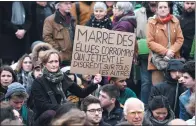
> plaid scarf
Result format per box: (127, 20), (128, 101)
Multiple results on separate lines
(43, 67), (64, 84)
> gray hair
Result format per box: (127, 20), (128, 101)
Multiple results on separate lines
(123, 98), (144, 116)
(115, 2), (133, 14)
(94, 2), (107, 11)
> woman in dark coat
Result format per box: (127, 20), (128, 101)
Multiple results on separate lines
(0, 1), (32, 65)
(112, 2), (136, 32)
(145, 95), (175, 126)
(31, 49), (102, 121)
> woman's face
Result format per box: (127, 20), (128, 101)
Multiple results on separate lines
(156, 2), (170, 18)
(152, 108), (168, 121)
(0, 70), (13, 87)
(112, 6), (123, 17)
(22, 57), (33, 72)
(94, 8), (107, 20)
(45, 53), (60, 73)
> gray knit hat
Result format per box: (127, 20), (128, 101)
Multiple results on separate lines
(5, 82), (27, 99)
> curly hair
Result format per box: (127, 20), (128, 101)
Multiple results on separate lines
(182, 61), (195, 79)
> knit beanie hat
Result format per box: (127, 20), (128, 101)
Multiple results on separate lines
(149, 95), (170, 111)
(5, 82), (27, 99)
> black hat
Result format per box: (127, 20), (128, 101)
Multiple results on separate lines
(149, 95), (170, 111)
(167, 59), (185, 72)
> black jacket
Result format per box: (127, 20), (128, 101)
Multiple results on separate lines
(179, 11), (195, 60)
(0, 1), (32, 61)
(102, 101), (123, 126)
(31, 73), (98, 119)
(99, 119), (111, 126)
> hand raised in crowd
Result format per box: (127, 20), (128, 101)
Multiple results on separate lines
(15, 29), (26, 39)
(93, 74), (102, 84)
(166, 49), (174, 58)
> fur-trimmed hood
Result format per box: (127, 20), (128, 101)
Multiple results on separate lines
(31, 43), (53, 63)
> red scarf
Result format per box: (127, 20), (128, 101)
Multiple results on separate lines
(157, 14), (173, 24)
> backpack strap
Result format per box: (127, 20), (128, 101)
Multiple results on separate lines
(75, 2), (80, 25)
(39, 78), (57, 104)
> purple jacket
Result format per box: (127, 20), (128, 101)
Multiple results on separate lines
(112, 11), (137, 33)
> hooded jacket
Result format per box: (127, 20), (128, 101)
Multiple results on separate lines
(144, 109), (175, 126)
(31, 42), (53, 63)
(149, 59), (186, 117)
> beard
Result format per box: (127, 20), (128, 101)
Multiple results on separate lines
(185, 8), (195, 13)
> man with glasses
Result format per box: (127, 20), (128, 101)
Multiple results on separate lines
(80, 95), (111, 126)
(99, 84), (123, 126)
(109, 77), (137, 106)
(117, 98), (148, 126)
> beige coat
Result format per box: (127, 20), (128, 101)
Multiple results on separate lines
(43, 14), (74, 61)
(146, 15), (184, 70)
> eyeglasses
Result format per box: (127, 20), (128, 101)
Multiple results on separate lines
(87, 108), (103, 113)
(128, 111), (144, 116)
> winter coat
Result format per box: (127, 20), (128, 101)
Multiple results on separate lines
(149, 71), (186, 117)
(179, 89), (192, 120)
(99, 119), (111, 126)
(146, 15), (184, 70)
(102, 101), (123, 126)
(31, 73), (98, 119)
(134, 7), (148, 39)
(179, 11), (195, 60)
(0, 2), (32, 61)
(144, 109), (175, 126)
(86, 15), (112, 30)
(30, 2), (54, 42)
(31, 42), (53, 63)
(70, 2), (95, 25)
(43, 10), (75, 61)
(112, 11), (137, 33)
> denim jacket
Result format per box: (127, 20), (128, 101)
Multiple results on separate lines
(179, 89), (192, 120)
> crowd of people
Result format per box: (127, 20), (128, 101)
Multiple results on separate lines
(0, 1), (195, 126)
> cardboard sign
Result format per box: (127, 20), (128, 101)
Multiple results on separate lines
(70, 25), (136, 78)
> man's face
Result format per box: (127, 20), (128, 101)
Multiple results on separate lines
(58, 2), (72, 13)
(112, 78), (127, 91)
(99, 91), (113, 108)
(180, 72), (195, 89)
(184, 2), (195, 13)
(33, 67), (43, 78)
(170, 71), (183, 80)
(125, 103), (144, 126)
(148, 2), (157, 13)
(86, 103), (102, 125)
(9, 97), (25, 111)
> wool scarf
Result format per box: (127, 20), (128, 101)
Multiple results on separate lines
(43, 67), (64, 84)
(156, 14), (173, 24)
